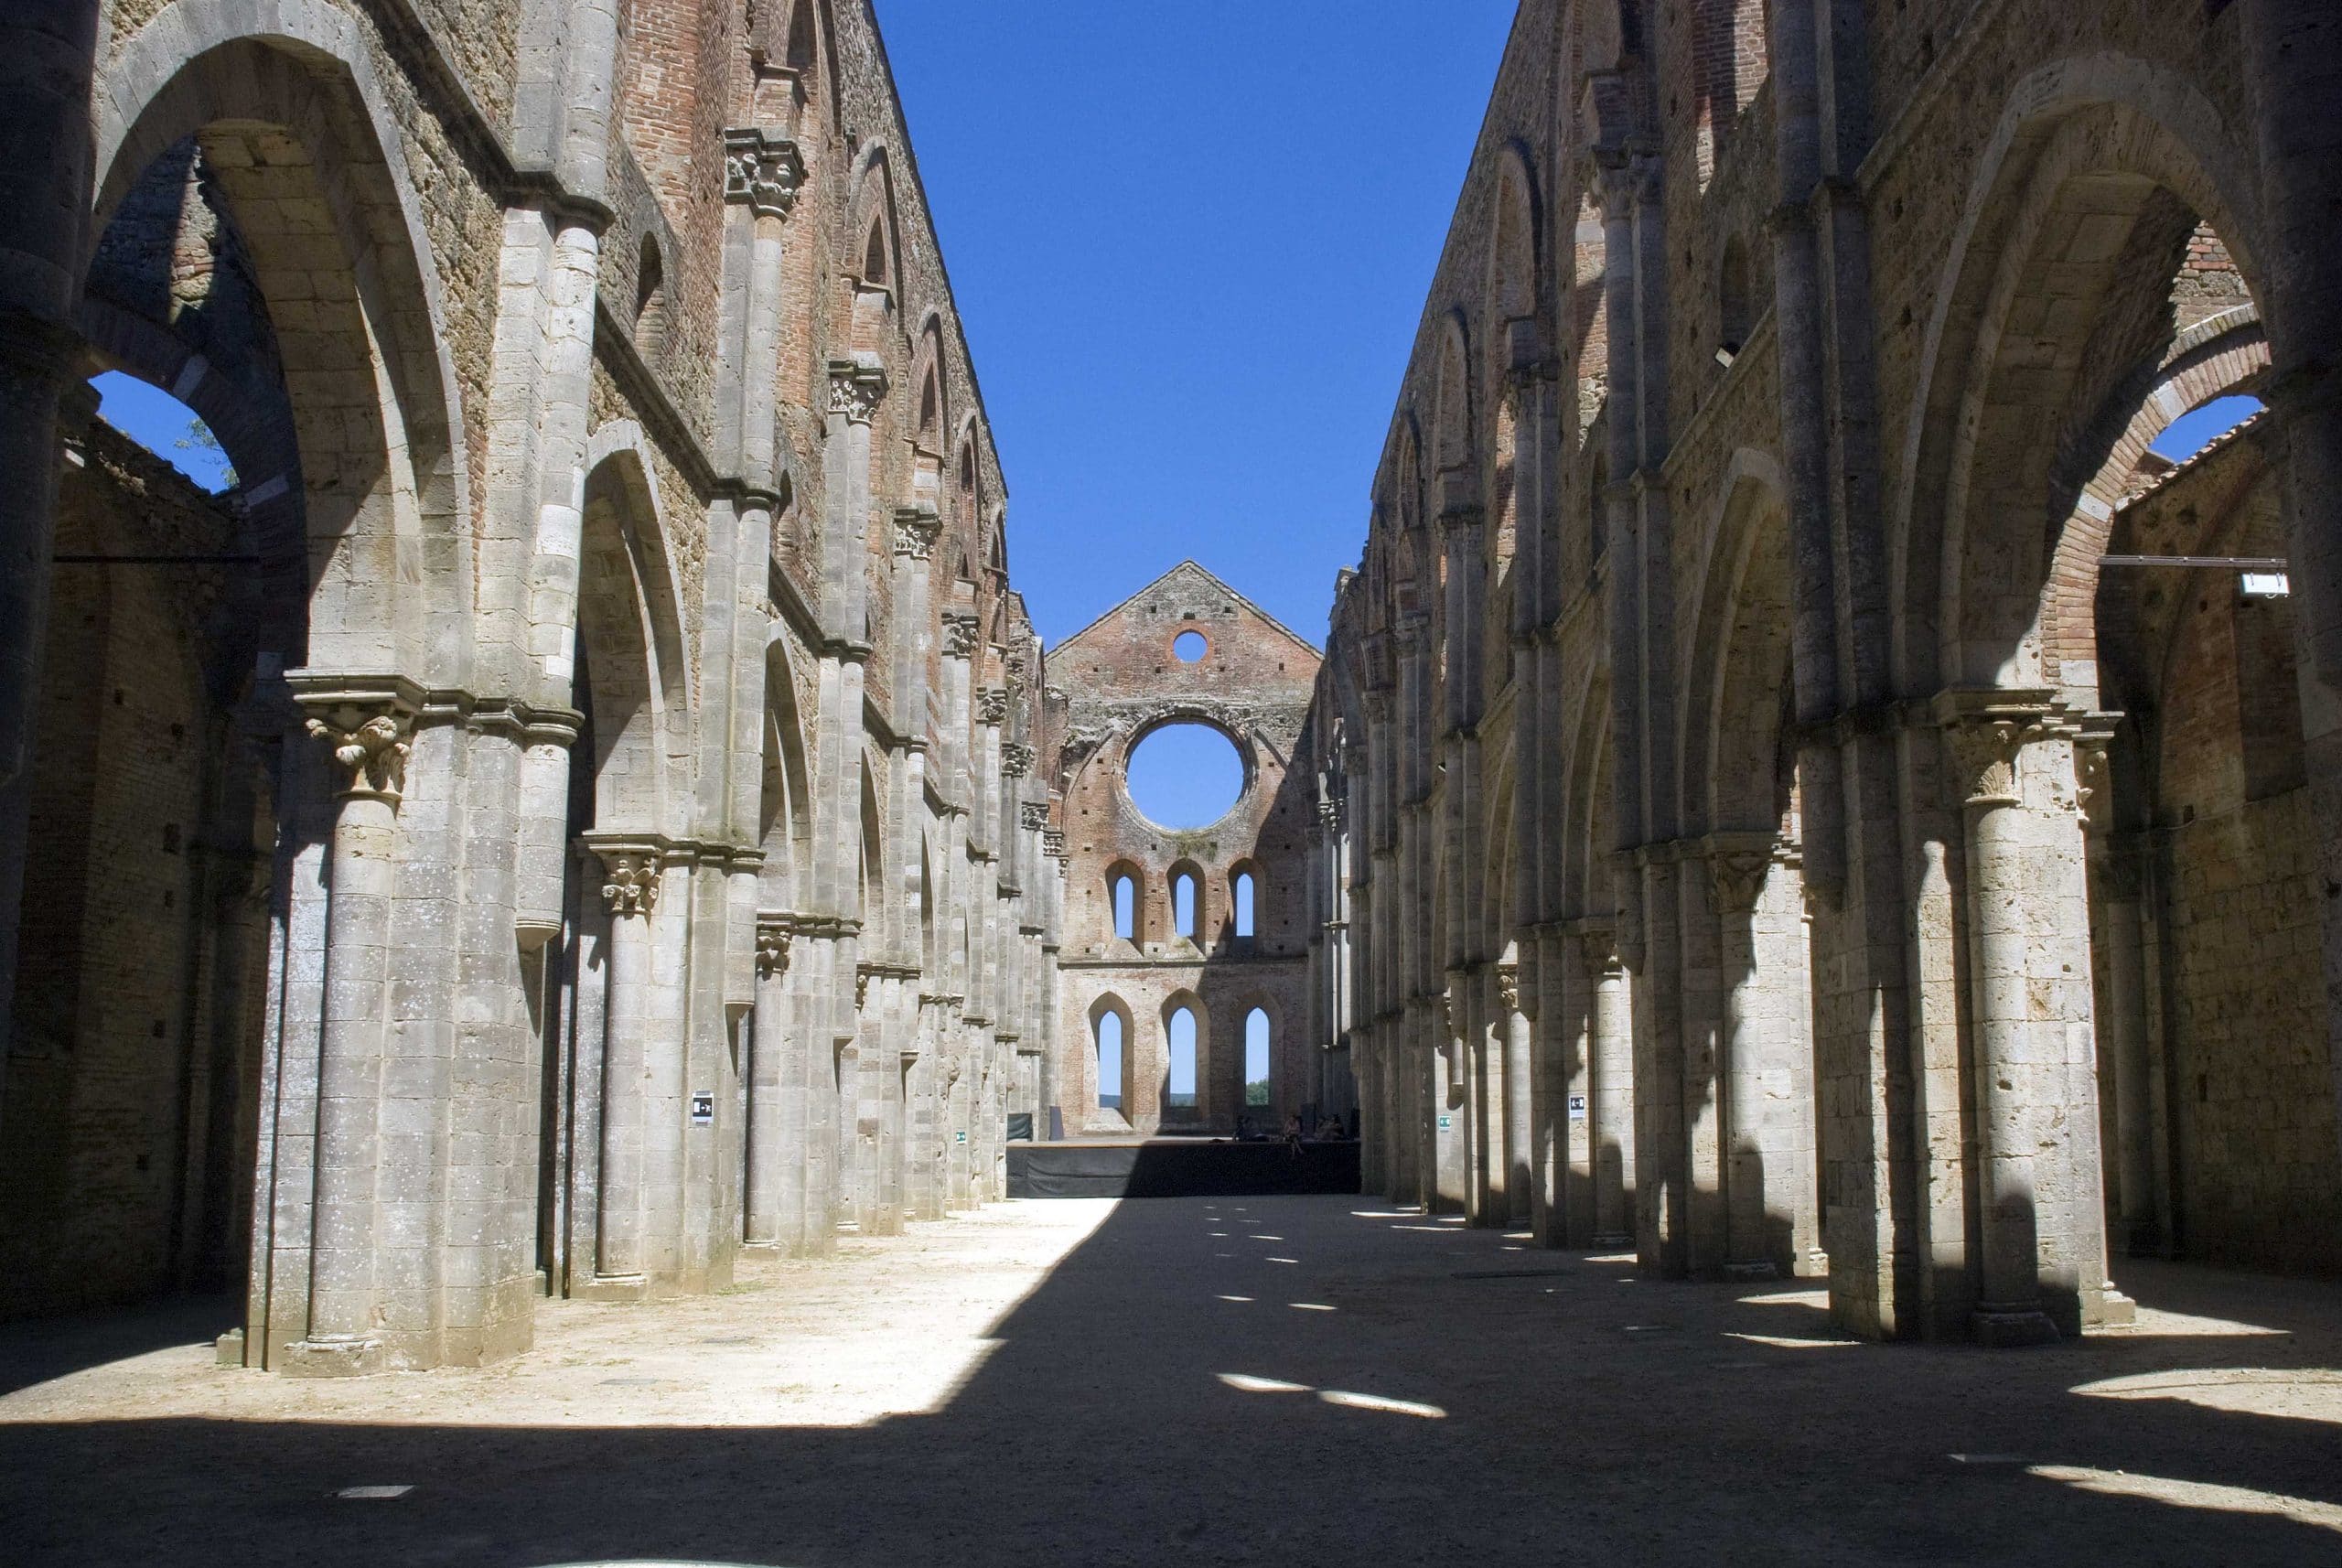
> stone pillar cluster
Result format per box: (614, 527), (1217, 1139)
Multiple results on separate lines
(1295, 0), (2342, 1339)
(0, 0), (1061, 1369)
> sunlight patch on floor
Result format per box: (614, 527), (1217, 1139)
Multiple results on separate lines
(2070, 1368), (2342, 1426)
(2029, 1465), (2342, 1534)
(1319, 1389), (1445, 1418)
(1723, 1331), (1860, 1350)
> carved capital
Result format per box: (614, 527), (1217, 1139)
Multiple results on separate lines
(894, 507), (941, 560)
(1316, 797), (1344, 835)
(1944, 718), (2031, 810)
(1001, 742), (1036, 779)
(595, 850), (661, 919)
(1041, 829), (1067, 859)
(976, 687), (1010, 726)
(1708, 850), (1771, 916)
(305, 703), (413, 803)
(755, 915), (793, 978)
(1495, 961), (1525, 1019)
(941, 611), (981, 660)
(2074, 732), (2116, 832)
(827, 358), (889, 425)
(854, 966), (873, 1010)
(722, 128), (806, 219)
(1019, 800), (1050, 832)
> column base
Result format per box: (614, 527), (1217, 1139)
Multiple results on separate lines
(1724, 1261), (1779, 1281)
(2088, 1283), (2138, 1328)
(571, 1272), (650, 1304)
(1971, 1306), (2061, 1347)
(1591, 1232), (1634, 1249)
(214, 1328), (247, 1368)
(737, 1240), (782, 1258)
(277, 1334), (387, 1378)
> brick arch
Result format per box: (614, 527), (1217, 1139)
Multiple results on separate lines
(1888, 51), (2264, 695)
(95, 12), (474, 683)
(2038, 309), (2269, 694)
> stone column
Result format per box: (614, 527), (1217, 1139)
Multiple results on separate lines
(579, 838), (663, 1298)
(1499, 955), (1534, 1227)
(284, 694), (415, 1375)
(744, 916), (795, 1250)
(1676, 848), (1727, 1273)
(1944, 709), (2058, 1345)
(1531, 924), (1582, 1247)
(1709, 841), (1778, 1277)
(1587, 923), (1634, 1247)
(0, 0), (98, 1085)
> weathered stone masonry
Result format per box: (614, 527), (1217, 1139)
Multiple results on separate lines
(0, 0), (1063, 1370)
(1039, 563), (1344, 1136)
(1305, 0), (2342, 1339)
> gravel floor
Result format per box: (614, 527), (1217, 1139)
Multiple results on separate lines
(2, 1195), (2338, 1566)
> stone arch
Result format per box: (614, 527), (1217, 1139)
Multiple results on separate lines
(1889, 53), (2265, 694)
(95, 10), (474, 682)
(1680, 450), (1792, 835)
(1433, 312), (1477, 496)
(576, 442), (693, 836)
(845, 145), (906, 318)
(757, 633), (814, 912)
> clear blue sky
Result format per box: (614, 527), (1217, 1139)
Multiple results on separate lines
(876, 0), (1520, 650)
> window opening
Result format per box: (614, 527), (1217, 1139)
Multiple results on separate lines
(1095, 1010), (1123, 1111)
(1167, 1007), (1198, 1112)
(1233, 871), (1256, 938)
(1173, 870), (1198, 940)
(1174, 629), (1208, 662)
(1111, 872), (1136, 941)
(1244, 1010), (1271, 1109)
(1125, 723), (1243, 828)
(88, 371), (236, 494)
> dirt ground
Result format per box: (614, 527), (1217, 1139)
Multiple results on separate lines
(3, 1196), (2338, 1566)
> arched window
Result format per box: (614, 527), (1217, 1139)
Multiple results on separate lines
(1718, 234), (1752, 361)
(1244, 1009), (1272, 1109)
(785, 0), (816, 71)
(1109, 868), (1137, 941)
(634, 235), (670, 358)
(1232, 870), (1256, 938)
(1166, 1006), (1198, 1112)
(863, 220), (889, 288)
(1095, 1010), (1124, 1111)
(1171, 867), (1199, 940)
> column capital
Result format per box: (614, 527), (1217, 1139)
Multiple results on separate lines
(893, 506), (941, 559)
(1699, 831), (1777, 915)
(975, 686), (1010, 725)
(827, 356), (889, 424)
(584, 835), (666, 918)
(291, 674), (424, 804)
(1001, 742), (1036, 778)
(755, 912), (794, 977)
(723, 127), (807, 219)
(1019, 800), (1050, 831)
(1933, 690), (2058, 810)
(941, 610), (981, 659)
(1041, 829), (1067, 860)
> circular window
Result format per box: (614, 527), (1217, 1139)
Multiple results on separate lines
(1173, 629), (1208, 662)
(1125, 723), (1244, 828)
